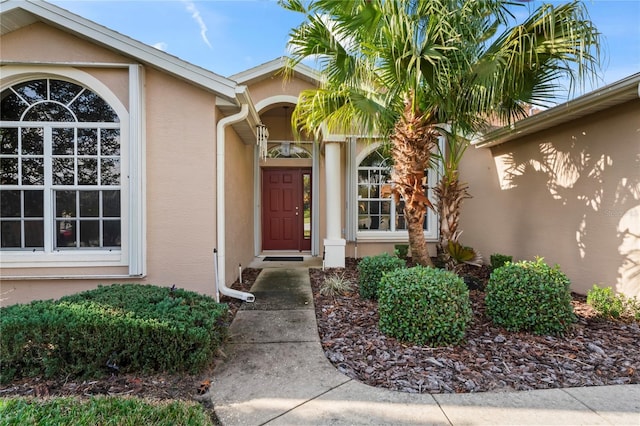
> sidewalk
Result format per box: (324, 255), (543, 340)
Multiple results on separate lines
(210, 267), (640, 425)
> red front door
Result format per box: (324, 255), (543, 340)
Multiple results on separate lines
(262, 168), (311, 251)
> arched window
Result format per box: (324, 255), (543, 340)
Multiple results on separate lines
(266, 143), (312, 159)
(1, 78), (121, 251)
(356, 145), (435, 235)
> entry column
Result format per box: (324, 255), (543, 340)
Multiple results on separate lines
(324, 141), (345, 267)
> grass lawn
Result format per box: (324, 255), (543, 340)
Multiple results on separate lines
(0, 396), (215, 426)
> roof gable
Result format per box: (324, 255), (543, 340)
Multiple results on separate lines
(230, 57), (321, 86)
(0, 0), (239, 103)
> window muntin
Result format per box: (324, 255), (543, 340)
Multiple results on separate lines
(357, 147), (428, 233)
(0, 79), (121, 252)
(266, 143), (312, 159)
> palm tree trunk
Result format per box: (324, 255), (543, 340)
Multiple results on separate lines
(434, 172), (471, 255)
(390, 97), (438, 267)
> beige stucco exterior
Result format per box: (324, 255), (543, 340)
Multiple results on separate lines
(460, 100), (640, 297)
(2, 1), (637, 306)
(1, 17), (255, 305)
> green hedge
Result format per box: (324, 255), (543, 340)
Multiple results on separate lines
(485, 258), (575, 335)
(378, 266), (472, 346)
(0, 284), (228, 384)
(357, 253), (406, 300)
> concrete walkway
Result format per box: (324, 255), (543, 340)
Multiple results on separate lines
(210, 267), (640, 426)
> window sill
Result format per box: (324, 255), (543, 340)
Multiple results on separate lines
(356, 231), (438, 242)
(0, 250), (125, 268)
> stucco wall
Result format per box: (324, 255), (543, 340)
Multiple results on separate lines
(142, 69), (218, 295)
(0, 22), (232, 304)
(223, 123), (256, 283)
(460, 100), (640, 297)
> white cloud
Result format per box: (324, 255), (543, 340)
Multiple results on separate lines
(153, 42), (168, 51)
(181, 0), (212, 48)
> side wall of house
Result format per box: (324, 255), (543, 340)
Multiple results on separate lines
(0, 23), (224, 304)
(460, 100), (640, 297)
(223, 124), (256, 284)
(143, 69), (218, 295)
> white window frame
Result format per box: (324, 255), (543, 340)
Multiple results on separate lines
(0, 66), (145, 276)
(348, 139), (443, 242)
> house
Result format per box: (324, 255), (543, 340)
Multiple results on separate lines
(1, 0), (638, 306)
(464, 73), (640, 298)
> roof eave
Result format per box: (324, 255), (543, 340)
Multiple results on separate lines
(1, 0), (239, 103)
(229, 56), (322, 86)
(473, 73), (640, 149)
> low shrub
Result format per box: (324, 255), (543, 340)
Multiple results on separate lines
(490, 253), (512, 270)
(587, 285), (640, 322)
(320, 273), (354, 297)
(394, 244), (409, 259)
(357, 253), (405, 300)
(378, 266), (472, 346)
(485, 258), (575, 335)
(0, 284), (228, 384)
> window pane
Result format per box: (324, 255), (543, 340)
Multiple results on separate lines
(52, 128), (75, 155)
(56, 191), (76, 217)
(24, 191), (44, 217)
(50, 80), (83, 105)
(101, 129), (120, 155)
(52, 158), (75, 185)
(80, 220), (100, 247)
(1, 190), (21, 217)
(101, 158), (120, 185)
(78, 159), (98, 185)
(0, 158), (18, 185)
(103, 220), (121, 247)
(14, 80), (47, 104)
(103, 190), (120, 217)
(24, 220), (44, 247)
(78, 129), (98, 155)
(1, 221), (21, 248)
(22, 128), (44, 155)
(1, 128), (19, 154)
(56, 220), (76, 247)
(1, 90), (27, 121)
(22, 158), (44, 185)
(70, 91), (119, 122)
(23, 103), (75, 122)
(80, 191), (99, 217)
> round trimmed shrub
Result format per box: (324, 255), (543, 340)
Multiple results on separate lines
(378, 266), (472, 346)
(357, 253), (405, 300)
(485, 258), (575, 335)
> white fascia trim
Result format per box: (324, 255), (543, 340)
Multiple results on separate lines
(230, 57), (321, 85)
(4, 0), (238, 102)
(474, 73), (640, 149)
(235, 86), (261, 130)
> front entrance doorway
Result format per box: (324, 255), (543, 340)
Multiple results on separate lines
(262, 168), (311, 251)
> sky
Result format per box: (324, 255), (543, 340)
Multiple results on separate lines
(49, 0), (640, 99)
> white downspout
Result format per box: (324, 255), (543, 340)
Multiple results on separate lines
(215, 104), (255, 302)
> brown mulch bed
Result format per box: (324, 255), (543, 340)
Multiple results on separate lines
(2, 261), (638, 403)
(311, 258), (640, 393)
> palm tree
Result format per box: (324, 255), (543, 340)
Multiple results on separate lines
(281, 0), (600, 267)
